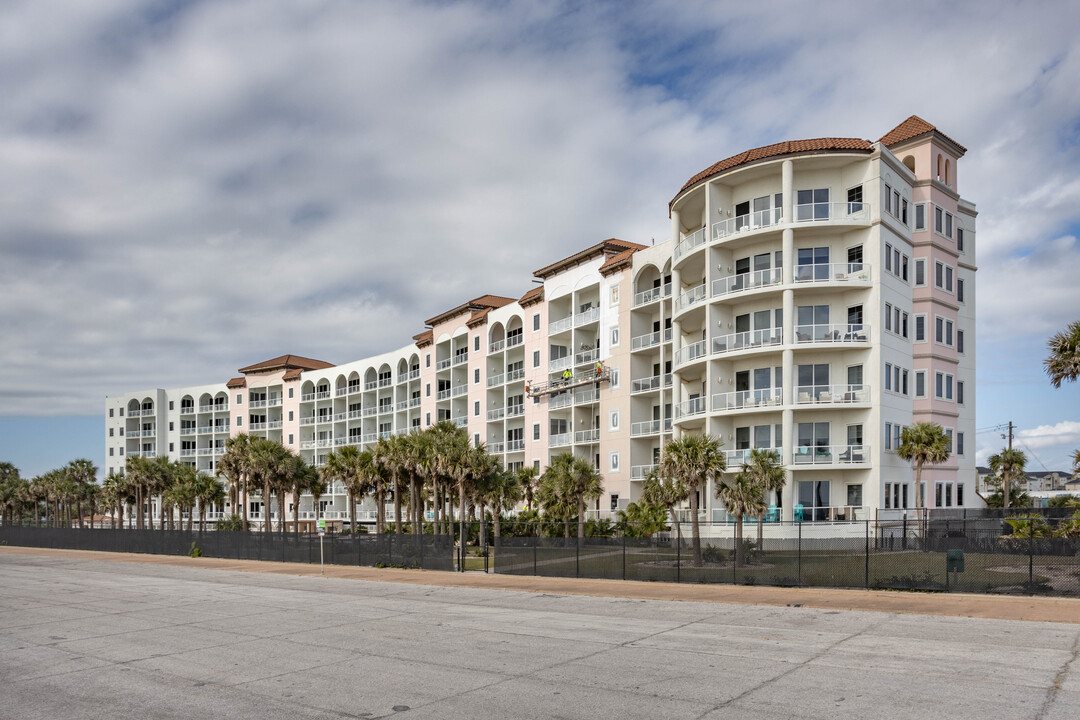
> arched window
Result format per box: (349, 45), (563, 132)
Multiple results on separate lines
(936, 154), (943, 181)
(945, 159), (951, 186)
(903, 155), (915, 174)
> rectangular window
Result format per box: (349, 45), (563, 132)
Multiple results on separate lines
(915, 314), (926, 342)
(957, 228), (965, 252)
(885, 422), (892, 451)
(109, 447), (114, 456)
(426, 354), (431, 368)
(426, 383), (431, 397)
(915, 370), (926, 398)
(883, 184), (892, 215)
(109, 408), (114, 418)
(168, 421), (174, 431)
(610, 285), (619, 305)
(288, 410), (294, 421)
(610, 410), (619, 430)
(936, 372), (943, 398)
(902, 370), (908, 396)
(533, 313), (540, 331)
(915, 204), (926, 230)
(935, 262), (944, 288)
(885, 363), (893, 391)
(957, 432), (965, 456)
(533, 423), (540, 441)
(109, 428), (114, 437)
(610, 368), (620, 388)
(426, 412), (431, 426)
(288, 387), (294, 399)
(236, 394), (242, 405)
(885, 244), (892, 272)
(945, 266), (954, 292)
(474, 401), (480, 416)
(169, 442), (174, 452)
(288, 434), (294, 445)
(169, 401), (174, 411)
(236, 416), (242, 427)
(474, 368), (480, 384)
(119, 408), (123, 416)
(957, 330), (965, 354)
(957, 483), (964, 506)
(901, 312), (909, 339)
(610, 452), (620, 472)
(611, 326), (620, 347)
(957, 278), (965, 303)
(935, 206), (943, 233)
(915, 259), (925, 286)
(936, 316), (944, 343)
(902, 199), (908, 225)
(957, 381), (965, 405)
(901, 255), (908, 282)
(119, 428), (124, 436)
(474, 336), (480, 352)
(533, 350), (540, 368)
(945, 212), (953, 238)
(884, 303), (892, 331)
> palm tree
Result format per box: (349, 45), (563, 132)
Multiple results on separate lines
(568, 458), (603, 545)
(309, 464), (329, 529)
(737, 449), (786, 549)
(0, 463), (23, 526)
(641, 469), (687, 547)
(325, 446), (371, 532)
(658, 433), (726, 567)
(516, 465), (539, 510)
(538, 453), (576, 539)
(65, 459), (97, 528)
(988, 447), (1028, 511)
(717, 470), (767, 567)
(124, 456), (151, 529)
(101, 472), (130, 529)
(481, 467), (522, 551)
(218, 434), (255, 529)
(896, 423), (950, 519)
(286, 455), (318, 536)
(193, 472), (225, 532)
(1071, 449), (1080, 480)
(374, 434), (411, 533)
(1044, 320), (1080, 388)
(248, 438), (293, 532)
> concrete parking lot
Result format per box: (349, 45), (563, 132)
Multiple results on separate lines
(1, 550), (1079, 719)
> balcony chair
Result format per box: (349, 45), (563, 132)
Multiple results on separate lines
(766, 505), (779, 522)
(793, 504), (805, 522)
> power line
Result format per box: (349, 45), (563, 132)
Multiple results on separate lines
(1014, 437), (1051, 473)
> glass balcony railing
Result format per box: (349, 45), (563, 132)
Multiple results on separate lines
(792, 444), (869, 465)
(794, 324), (869, 344)
(630, 420), (660, 437)
(795, 384), (870, 404)
(674, 339), (708, 365)
(674, 284), (707, 313)
(794, 263), (871, 284)
(712, 389), (782, 412)
(712, 328), (782, 354)
(712, 268), (782, 297)
(674, 397), (707, 419)
(673, 227), (707, 262)
(795, 201), (869, 224)
(713, 208), (782, 241)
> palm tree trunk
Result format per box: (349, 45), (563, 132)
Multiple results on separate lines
(241, 479), (249, 530)
(757, 511), (764, 550)
(668, 507), (681, 548)
(1003, 469), (1011, 511)
(349, 490), (357, 534)
(277, 493), (286, 534)
(577, 496), (585, 547)
(458, 480), (466, 561)
(690, 487), (702, 567)
(293, 491), (300, 537)
(735, 516), (744, 567)
(262, 482), (271, 532)
(376, 487), (385, 534)
(393, 477), (402, 534)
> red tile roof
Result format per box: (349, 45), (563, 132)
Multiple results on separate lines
(599, 248), (636, 275)
(519, 285), (544, 306)
(412, 329), (434, 347)
(226, 377), (246, 389)
(879, 115), (967, 154)
(424, 295), (516, 328)
(282, 368), (304, 381)
(237, 354), (335, 374)
(533, 238), (648, 279)
(674, 138), (874, 203)
(467, 308), (491, 327)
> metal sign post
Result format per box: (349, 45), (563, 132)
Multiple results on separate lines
(317, 519), (326, 575)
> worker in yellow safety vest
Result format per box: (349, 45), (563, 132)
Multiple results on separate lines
(562, 368), (572, 385)
(595, 361), (603, 376)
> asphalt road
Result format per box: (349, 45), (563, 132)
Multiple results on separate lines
(1, 552), (1079, 720)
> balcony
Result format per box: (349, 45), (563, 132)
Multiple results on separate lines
(549, 432), (571, 448)
(549, 315), (573, 335)
(489, 338), (505, 353)
(506, 333), (524, 348)
(363, 406), (379, 416)
(712, 388), (782, 412)
(404, 369), (421, 381)
(487, 373), (504, 388)
(268, 395), (282, 406)
(198, 404), (227, 413)
(673, 226), (706, 262)
(347, 409), (363, 419)
(506, 404), (524, 418)
(796, 384), (870, 405)
(267, 420), (282, 429)
(631, 420), (660, 437)
(506, 368), (525, 383)
(452, 353), (468, 367)
(489, 442), (505, 454)
(409, 397), (421, 408)
(335, 387), (349, 397)
(302, 392), (317, 401)
(575, 429), (599, 444)
(674, 284), (707, 313)
(363, 380), (378, 391)
(180, 407), (195, 415)
(724, 447), (783, 467)
(506, 439), (525, 452)
(451, 385), (468, 397)
(180, 427), (197, 436)
(575, 348), (599, 366)
(795, 324), (869, 344)
(712, 268), (782, 298)
(794, 262), (871, 284)
(674, 396), (707, 419)
(794, 201), (870, 224)
(630, 464), (656, 480)
(315, 414), (333, 424)
(179, 449), (197, 457)
(712, 208), (782, 242)
(436, 388), (452, 401)
(436, 358), (452, 371)
(793, 444), (869, 465)
(549, 392), (572, 410)
(300, 417), (316, 426)
(712, 328), (782, 355)
(487, 407), (505, 421)
(574, 307), (600, 327)
(632, 330), (662, 351)
(452, 416), (468, 427)
(316, 390), (331, 399)
(300, 440), (316, 450)
(633, 285), (663, 307)
(196, 426), (215, 434)
(378, 377), (392, 388)
(631, 375), (660, 394)
(549, 355), (573, 373)
(249, 399), (267, 409)
(362, 432), (377, 443)
(575, 388), (598, 405)
(674, 339), (708, 366)
(249, 422), (266, 431)
(377, 404), (393, 414)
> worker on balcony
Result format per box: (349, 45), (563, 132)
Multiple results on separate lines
(562, 368), (572, 385)
(595, 361), (603, 377)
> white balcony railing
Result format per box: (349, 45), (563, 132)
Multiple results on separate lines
(506, 368), (525, 383)
(794, 324), (869, 344)
(316, 390), (331, 399)
(575, 388), (598, 404)
(487, 373), (504, 388)
(794, 262), (871, 284)
(487, 407), (505, 421)
(506, 439), (525, 452)
(724, 447), (783, 467)
(575, 348), (599, 366)
(489, 339), (506, 353)
(300, 417), (316, 426)
(364, 380), (378, 391)
(675, 339), (709, 365)
(549, 316), (573, 335)
(712, 268), (782, 297)
(574, 307), (600, 327)
(550, 392), (572, 410)
(632, 330), (662, 351)
(712, 328), (782, 354)
(549, 433), (571, 448)
(633, 285), (663, 307)
(249, 399), (267, 409)
(630, 464), (656, 479)
(452, 353), (469, 366)
(179, 449), (197, 457)
(711, 388), (782, 412)
(452, 416), (468, 427)
(506, 333), (524, 348)
(673, 226), (707, 262)
(489, 442), (505, 454)
(575, 429), (600, 444)
(409, 397), (421, 408)
(674, 284), (707, 313)
(268, 420), (282, 429)
(631, 375), (660, 394)
(674, 396), (707, 419)
(363, 406), (379, 417)
(436, 358), (452, 371)
(198, 404), (227, 413)
(795, 384), (870, 404)
(180, 427), (196, 436)
(630, 420), (660, 437)
(451, 385), (468, 397)
(180, 407), (195, 415)
(249, 422), (266, 431)
(302, 392), (317, 401)
(794, 201), (870, 224)
(549, 355), (573, 373)
(396, 400), (409, 411)
(506, 404), (524, 418)
(436, 388), (452, 401)
(793, 444), (869, 465)
(712, 207), (782, 241)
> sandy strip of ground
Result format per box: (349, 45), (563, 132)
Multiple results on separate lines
(2, 545), (1078, 624)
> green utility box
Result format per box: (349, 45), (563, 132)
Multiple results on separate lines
(947, 549), (965, 573)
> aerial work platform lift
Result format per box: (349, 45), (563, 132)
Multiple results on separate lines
(526, 365), (612, 398)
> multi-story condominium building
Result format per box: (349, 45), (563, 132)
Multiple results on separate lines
(105, 115), (976, 527)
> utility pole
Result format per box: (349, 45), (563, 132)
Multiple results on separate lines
(1007, 421), (1013, 452)
(1003, 421), (1015, 510)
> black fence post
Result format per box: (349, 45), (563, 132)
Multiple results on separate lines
(621, 523), (626, 581)
(1029, 516), (1035, 593)
(676, 534), (681, 584)
(575, 532), (580, 579)
(797, 521), (802, 586)
(865, 520), (870, 589)
(533, 524), (538, 576)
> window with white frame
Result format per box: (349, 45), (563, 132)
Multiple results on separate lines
(957, 432), (965, 456)
(935, 316), (955, 346)
(956, 227), (965, 252)
(915, 203), (926, 230)
(610, 326), (620, 347)
(957, 381), (965, 405)
(957, 278), (965, 303)
(915, 314), (927, 342)
(609, 451), (620, 473)
(884, 242), (909, 281)
(935, 372), (955, 400)
(610, 368), (620, 388)
(957, 330), (965, 354)
(885, 422), (893, 451)
(533, 313), (540, 331)
(914, 258), (926, 286)
(935, 206), (943, 234)
(610, 285), (619, 306)
(944, 428), (954, 455)
(915, 370), (927, 398)
(609, 410), (619, 431)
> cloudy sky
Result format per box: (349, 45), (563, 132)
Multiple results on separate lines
(2, 0), (1079, 478)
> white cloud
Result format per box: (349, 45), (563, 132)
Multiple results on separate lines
(2, 0), (1080, 420)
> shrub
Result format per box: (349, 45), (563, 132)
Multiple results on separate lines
(217, 514), (244, 531)
(188, 542), (203, 558)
